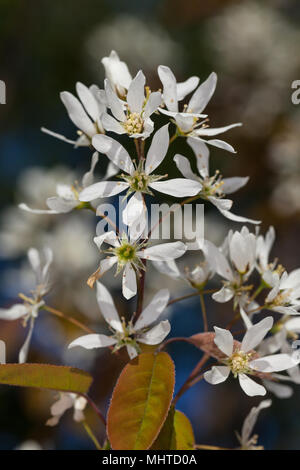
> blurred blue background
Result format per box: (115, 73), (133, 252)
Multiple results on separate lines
(0, 0), (300, 450)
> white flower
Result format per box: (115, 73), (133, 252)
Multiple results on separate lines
(19, 153), (103, 214)
(174, 137), (259, 223)
(46, 393), (87, 426)
(204, 316), (300, 396)
(68, 281), (171, 359)
(203, 227), (257, 305)
(79, 125), (202, 229)
(101, 71), (162, 139)
(154, 251), (214, 290)
(158, 66), (241, 153)
(0, 247), (53, 363)
(236, 399), (271, 450)
(256, 226), (276, 274)
(42, 82), (106, 147)
(264, 269), (300, 315)
(101, 50), (132, 98)
(90, 229), (186, 299)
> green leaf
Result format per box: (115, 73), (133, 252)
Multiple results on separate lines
(107, 352), (175, 450)
(0, 363), (92, 394)
(152, 406), (195, 450)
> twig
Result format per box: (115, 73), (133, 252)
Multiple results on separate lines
(44, 305), (95, 334)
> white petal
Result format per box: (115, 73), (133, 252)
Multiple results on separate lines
(0, 304), (29, 320)
(96, 281), (122, 332)
(104, 79), (125, 121)
(79, 181), (128, 201)
(19, 317), (35, 364)
(153, 259), (182, 279)
(173, 155), (198, 181)
(250, 354), (300, 373)
(122, 263), (137, 300)
(197, 123), (242, 137)
(127, 345), (138, 360)
(46, 197), (78, 213)
(143, 91), (162, 119)
(157, 65), (178, 112)
(94, 231), (120, 250)
(204, 366), (230, 385)
(82, 152), (99, 188)
(50, 394), (74, 417)
(122, 192), (145, 227)
(202, 240), (233, 281)
(187, 137), (210, 178)
(101, 113), (126, 135)
(99, 256), (118, 275)
(241, 400), (272, 444)
(177, 76), (199, 101)
(0, 340), (6, 364)
(145, 124), (169, 175)
(76, 82), (99, 122)
(285, 317), (300, 333)
(92, 134), (134, 174)
(198, 138), (236, 153)
(213, 326), (233, 356)
(238, 374), (266, 397)
(135, 289), (170, 330)
(138, 241), (186, 261)
(149, 179), (202, 197)
(102, 51), (132, 93)
(68, 334), (117, 349)
(188, 72), (217, 114)
(41, 127), (77, 145)
(127, 70), (145, 114)
(212, 286), (234, 303)
(262, 379), (292, 399)
(174, 114), (195, 133)
(19, 202), (58, 215)
(229, 231), (250, 273)
(241, 317), (273, 352)
(222, 177), (249, 195)
(219, 208), (261, 225)
(60, 91), (96, 137)
(138, 320), (171, 345)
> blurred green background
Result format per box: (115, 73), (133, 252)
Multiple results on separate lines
(0, 0), (300, 450)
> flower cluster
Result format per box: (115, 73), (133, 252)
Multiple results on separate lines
(1, 50), (300, 450)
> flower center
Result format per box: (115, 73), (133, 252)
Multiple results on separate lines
(129, 171), (149, 192)
(123, 112), (144, 135)
(227, 350), (252, 376)
(116, 243), (137, 263)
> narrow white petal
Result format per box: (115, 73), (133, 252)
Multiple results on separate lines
(250, 354), (300, 373)
(202, 240), (233, 281)
(101, 113), (126, 135)
(0, 340), (6, 364)
(79, 181), (128, 201)
(197, 123), (242, 137)
(145, 124), (169, 175)
(122, 263), (137, 300)
(188, 72), (217, 114)
(238, 374), (266, 397)
(153, 260), (182, 279)
(197, 138), (236, 153)
(149, 179), (202, 197)
(19, 203), (58, 215)
(127, 345), (138, 360)
(212, 286), (234, 303)
(137, 241), (186, 261)
(92, 134), (134, 174)
(177, 76), (199, 101)
(76, 82), (99, 122)
(262, 379), (292, 398)
(19, 317), (35, 364)
(173, 155), (198, 181)
(241, 399), (272, 444)
(222, 177), (249, 195)
(213, 326), (233, 356)
(82, 152), (99, 188)
(41, 127), (77, 145)
(138, 320), (171, 345)
(99, 256), (118, 275)
(68, 334), (117, 349)
(127, 70), (145, 114)
(135, 289), (170, 330)
(208, 196), (233, 212)
(143, 91), (162, 119)
(285, 317), (300, 333)
(187, 137), (210, 178)
(157, 65), (178, 112)
(0, 304), (28, 320)
(94, 231), (119, 250)
(241, 317), (273, 352)
(96, 281), (122, 332)
(122, 192), (145, 227)
(46, 197), (78, 213)
(204, 366), (230, 385)
(219, 208), (261, 225)
(104, 79), (125, 121)
(60, 91), (96, 137)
